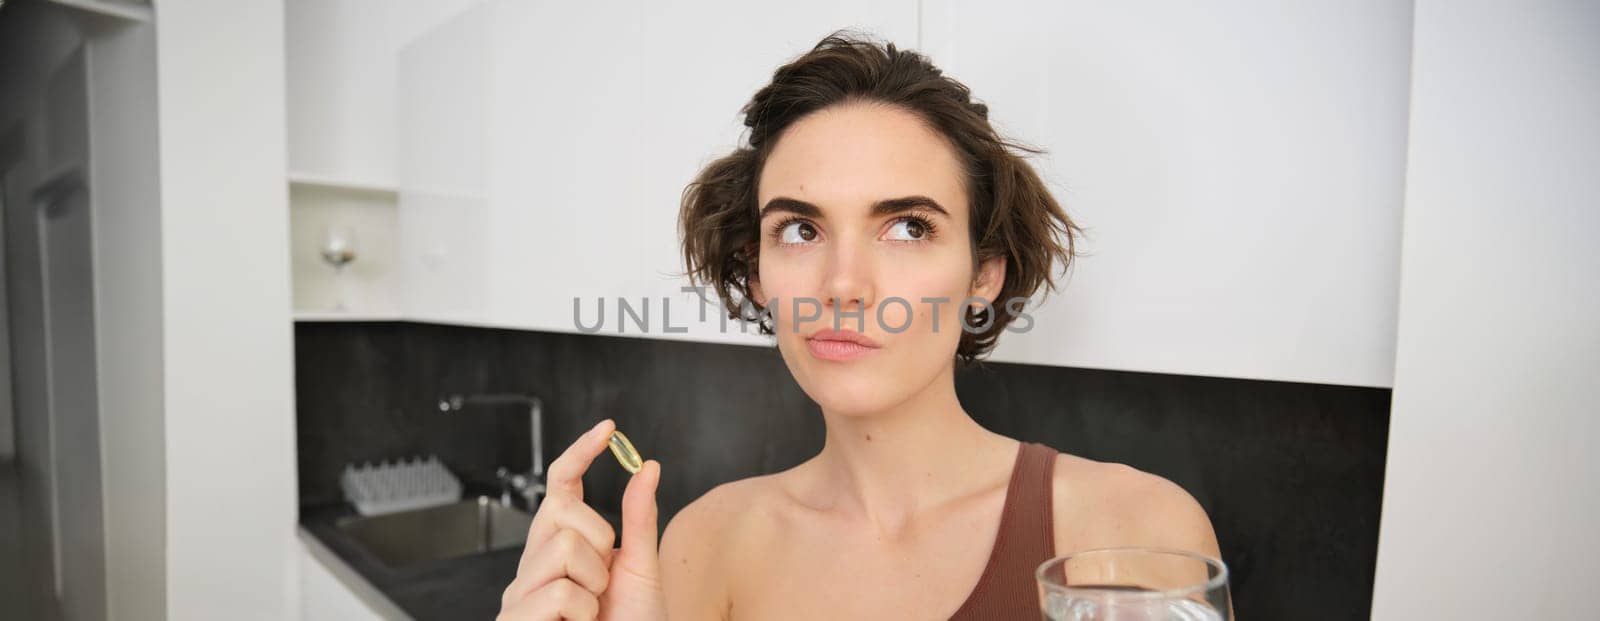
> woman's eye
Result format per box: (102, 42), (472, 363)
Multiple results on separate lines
(779, 221), (818, 244)
(885, 218), (929, 241)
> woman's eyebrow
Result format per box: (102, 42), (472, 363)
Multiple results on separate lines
(759, 195), (950, 219)
(870, 195), (950, 218)
(759, 197), (822, 219)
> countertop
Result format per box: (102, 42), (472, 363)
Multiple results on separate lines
(299, 496), (624, 620)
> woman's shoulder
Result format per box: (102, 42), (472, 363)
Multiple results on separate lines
(665, 474), (783, 541)
(1045, 448), (1221, 558)
(659, 473), (789, 619)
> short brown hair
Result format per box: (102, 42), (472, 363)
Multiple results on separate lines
(679, 31), (1085, 366)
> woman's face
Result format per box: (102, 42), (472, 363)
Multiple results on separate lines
(752, 102), (1004, 417)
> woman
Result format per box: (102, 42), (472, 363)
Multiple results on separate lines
(497, 32), (1222, 620)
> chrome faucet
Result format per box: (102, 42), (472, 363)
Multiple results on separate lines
(438, 393), (546, 510)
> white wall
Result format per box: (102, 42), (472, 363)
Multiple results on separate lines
(1, 3), (168, 617)
(155, 0), (299, 619)
(1371, 1), (1600, 618)
(85, 10), (167, 620)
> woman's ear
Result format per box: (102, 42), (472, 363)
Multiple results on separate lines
(748, 275), (764, 306)
(744, 243), (765, 303)
(971, 255), (1007, 306)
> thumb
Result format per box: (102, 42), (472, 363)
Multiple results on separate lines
(616, 459), (661, 570)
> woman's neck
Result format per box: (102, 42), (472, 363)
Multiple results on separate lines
(795, 362), (1020, 538)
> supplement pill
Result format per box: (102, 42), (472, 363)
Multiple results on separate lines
(607, 429), (644, 474)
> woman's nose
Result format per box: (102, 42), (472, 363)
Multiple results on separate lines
(821, 242), (875, 315)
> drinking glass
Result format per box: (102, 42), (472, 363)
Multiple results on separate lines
(320, 225), (358, 311)
(1036, 547), (1231, 620)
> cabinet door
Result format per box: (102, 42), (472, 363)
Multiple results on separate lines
(288, 0), (485, 186)
(921, 0), (1410, 387)
(397, 4), (490, 322)
(471, 1), (919, 340)
(475, 1), (648, 332)
(299, 542), (386, 621)
(398, 0), (646, 331)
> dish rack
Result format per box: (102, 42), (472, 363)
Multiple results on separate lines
(340, 455), (462, 516)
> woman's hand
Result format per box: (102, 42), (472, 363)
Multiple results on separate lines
(498, 419), (665, 621)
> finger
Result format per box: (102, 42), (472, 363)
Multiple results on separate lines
(545, 418), (616, 499)
(513, 419), (614, 586)
(500, 578), (598, 621)
(522, 496), (618, 566)
(616, 460), (662, 568)
(502, 528), (610, 606)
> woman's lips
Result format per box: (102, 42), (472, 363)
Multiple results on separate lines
(806, 329), (881, 362)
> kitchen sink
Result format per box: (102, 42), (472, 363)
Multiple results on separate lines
(336, 496), (533, 567)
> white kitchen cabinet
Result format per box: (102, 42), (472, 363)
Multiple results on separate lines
(477, 0), (649, 333)
(287, 0), (485, 187)
(396, 1), (918, 340)
(919, 0), (1411, 387)
(391, 1), (1407, 387)
(287, 0), (488, 320)
(396, 4), (491, 323)
(298, 536), (392, 620)
(397, 0), (642, 328)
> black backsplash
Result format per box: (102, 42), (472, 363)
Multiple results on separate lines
(293, 321), (1389, 620)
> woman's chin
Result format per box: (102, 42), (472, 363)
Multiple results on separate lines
(801, 371), (905, 418)
(813, 398), (893, 419)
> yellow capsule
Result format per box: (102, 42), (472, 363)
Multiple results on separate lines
(607, 429), (644, 474)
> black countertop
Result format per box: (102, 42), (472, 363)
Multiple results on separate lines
(300, 497), (624, 621)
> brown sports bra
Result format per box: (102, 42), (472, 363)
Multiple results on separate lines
(947, 440), (1059, 620)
